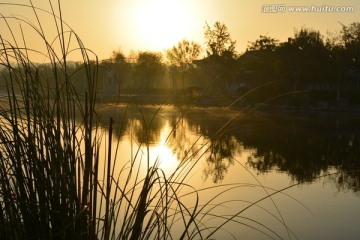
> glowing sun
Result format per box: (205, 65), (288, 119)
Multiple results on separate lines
(133, 0), (193, 49)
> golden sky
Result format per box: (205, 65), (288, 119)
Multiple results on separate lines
(1, 0), (360, 62)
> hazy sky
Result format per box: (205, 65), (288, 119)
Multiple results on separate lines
(1, 0), (360, 62)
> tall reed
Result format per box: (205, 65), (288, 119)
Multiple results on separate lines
(0, 1), (303, 240)
(0, 1), (100, 239)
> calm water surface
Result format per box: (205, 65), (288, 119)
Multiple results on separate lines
(98, 104), (360, 240)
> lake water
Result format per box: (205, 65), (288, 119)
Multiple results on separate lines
(98, 104), (360, 240)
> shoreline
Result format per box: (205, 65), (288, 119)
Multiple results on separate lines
(97, 93), (360, 114)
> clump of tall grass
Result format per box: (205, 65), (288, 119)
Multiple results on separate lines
(0, 1), (100, 239)
(0, 1), (303, 240)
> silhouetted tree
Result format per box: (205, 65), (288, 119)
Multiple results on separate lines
(341, 22), (360, 71)
(326, 22), (360, 103)
(133, 51), (164, 89)
(111, 49), (127, 63)
(166, 39), (201, 91)
(277, 28), (330, 90)
(204, 21), (236, 57)
(198, 22), (238, 93)
(248, 35), (279, 51)
(242, 35), (280, 81)
(101, 50), (133, 93)
(235, 35), (283, 102)
(325, 30), (348, 102)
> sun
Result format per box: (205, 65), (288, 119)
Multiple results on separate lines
(133, 0), (193, 50)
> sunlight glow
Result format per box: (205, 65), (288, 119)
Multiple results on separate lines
(150, 123), (179, 173)
(151, 144), (178, 171)
(133, 0), (194, 50)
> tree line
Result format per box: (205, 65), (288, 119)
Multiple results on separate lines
(99, 21), (360, 106)
(1, 21), (359, 106)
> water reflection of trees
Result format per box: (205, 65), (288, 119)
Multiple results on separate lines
(238, 113), (360, 192)
(167, 116), (200, 161)
(168, 110), (360, 191)
(173, 112), (241, 183)
(95, 105), (360, 192)
(97, 106), (240, 183)
(98, 104), (166, 144)
(203, 135), (237, 183)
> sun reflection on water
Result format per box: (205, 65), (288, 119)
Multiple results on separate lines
(148, 122), (179, 174)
